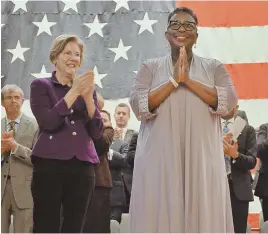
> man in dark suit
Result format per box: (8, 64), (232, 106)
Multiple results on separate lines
(113, 103), (135, 142)
(109, 139), (129, 223)
(222, 108), (257, 233)
(125, 131), (138, 172)
(113, 103), (137, 213)
(122, 132), (139, 208)
(254, 123), (268, 222)
(237, 110), (248, 123)
(126, 132), (138, 170)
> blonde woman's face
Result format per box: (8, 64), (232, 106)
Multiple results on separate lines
(55, 41), (81, 76)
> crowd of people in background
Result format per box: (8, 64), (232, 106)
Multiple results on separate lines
(1, 79), (267, 233)
(1, 7), (268, 233)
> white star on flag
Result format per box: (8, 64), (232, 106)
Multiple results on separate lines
(11, 0), (28, 13)
(7, 41), (30, 63)
(31, 65), (52, 79)
(109, 39), (132, 62)
(62, 0), (80, 13)
(33, 14), (57, 36)
(134, 12), (158, 34)
(94, 66), (107, 88)
(113, 0), (130, 12)
(84, 16), (107, 38)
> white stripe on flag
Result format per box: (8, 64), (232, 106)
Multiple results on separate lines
(194, 26), (268, 64)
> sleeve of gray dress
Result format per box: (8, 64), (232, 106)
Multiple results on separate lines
(129, 59), (159, 121)
(209, 60), (238, 116)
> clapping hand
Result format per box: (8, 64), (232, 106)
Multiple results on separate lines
(178, 46), (190, 84)
(71, 71), (95, 98)
(223, 133), (239, 159)
(114, 128), (123, 140)
(1, 133), (9, 153)
(1, 130), (17, 153)
(173, 46), (190, 85)
(223, 132), (233, 144)
(80, 71), (95, 98)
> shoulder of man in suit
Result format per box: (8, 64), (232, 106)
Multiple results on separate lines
(238, 124), (256, 141)
(131, 132), (139, 139)
(21, 114), (38, 126)
(1, 113), (36, 126)
(126, 129), (136, 133)
(260, 123), (268, 130)
(112, 139), (127, 145)
(237, 110), (248, 122)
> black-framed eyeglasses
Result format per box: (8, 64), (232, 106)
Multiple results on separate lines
(168, 21), (196, 31)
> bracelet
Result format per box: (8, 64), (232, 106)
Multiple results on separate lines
(169, 77), (179, 88)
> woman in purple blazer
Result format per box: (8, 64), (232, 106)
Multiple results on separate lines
(30, 34), (103, 233)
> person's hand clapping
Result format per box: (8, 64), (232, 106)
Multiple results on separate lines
(80, 71), (95, 99)
(177, 46), (190, 84)
(71, 71), (95, 98)
(173, 46), (190, 85)
(223, 132), (233, 145)
(1, 130), (17, 153)
(114, 128), (123, 140)
(223, 132), (239, 159)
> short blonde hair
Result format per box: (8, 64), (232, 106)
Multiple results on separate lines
(49, 34), (84, 66)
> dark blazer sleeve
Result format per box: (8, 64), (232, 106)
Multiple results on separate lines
(126, 133), (138, 168)
(237, 110), (249, 123)
(30, 78), (72, 131)
(233, 125), (257, 170)
(257, 124), (268, 162)
(84, 90), (103, 140)
(110, 142), (129, 169)
(94, 126), (114, 159)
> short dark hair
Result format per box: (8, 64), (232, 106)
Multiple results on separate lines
(101, 110), (111, 120)
(115, 103), (130, 115)
(168, 7), (198, 25)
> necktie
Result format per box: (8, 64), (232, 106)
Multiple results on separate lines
(1, 121), (16, 167)
(223, 121), (230, 134)
(223, 121), (231, 175)
(9, 121), (16, 136)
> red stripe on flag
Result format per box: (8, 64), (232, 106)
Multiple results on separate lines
(225, 63), (268, 99)
(177, 1), (268, 27)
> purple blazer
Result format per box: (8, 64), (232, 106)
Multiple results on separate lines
(30, 72), (103, 164)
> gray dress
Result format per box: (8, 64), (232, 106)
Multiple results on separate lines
(129, 54), (237, 233)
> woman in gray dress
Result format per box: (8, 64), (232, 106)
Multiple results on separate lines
(129, 7), (237, 233)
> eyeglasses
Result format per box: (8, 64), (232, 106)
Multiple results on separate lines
(168, 21), (196, 31)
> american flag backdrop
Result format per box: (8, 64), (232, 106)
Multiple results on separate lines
(1, 0), (176, 129)
(1, 0), (268, 131)
(1, 0), (267, 221)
